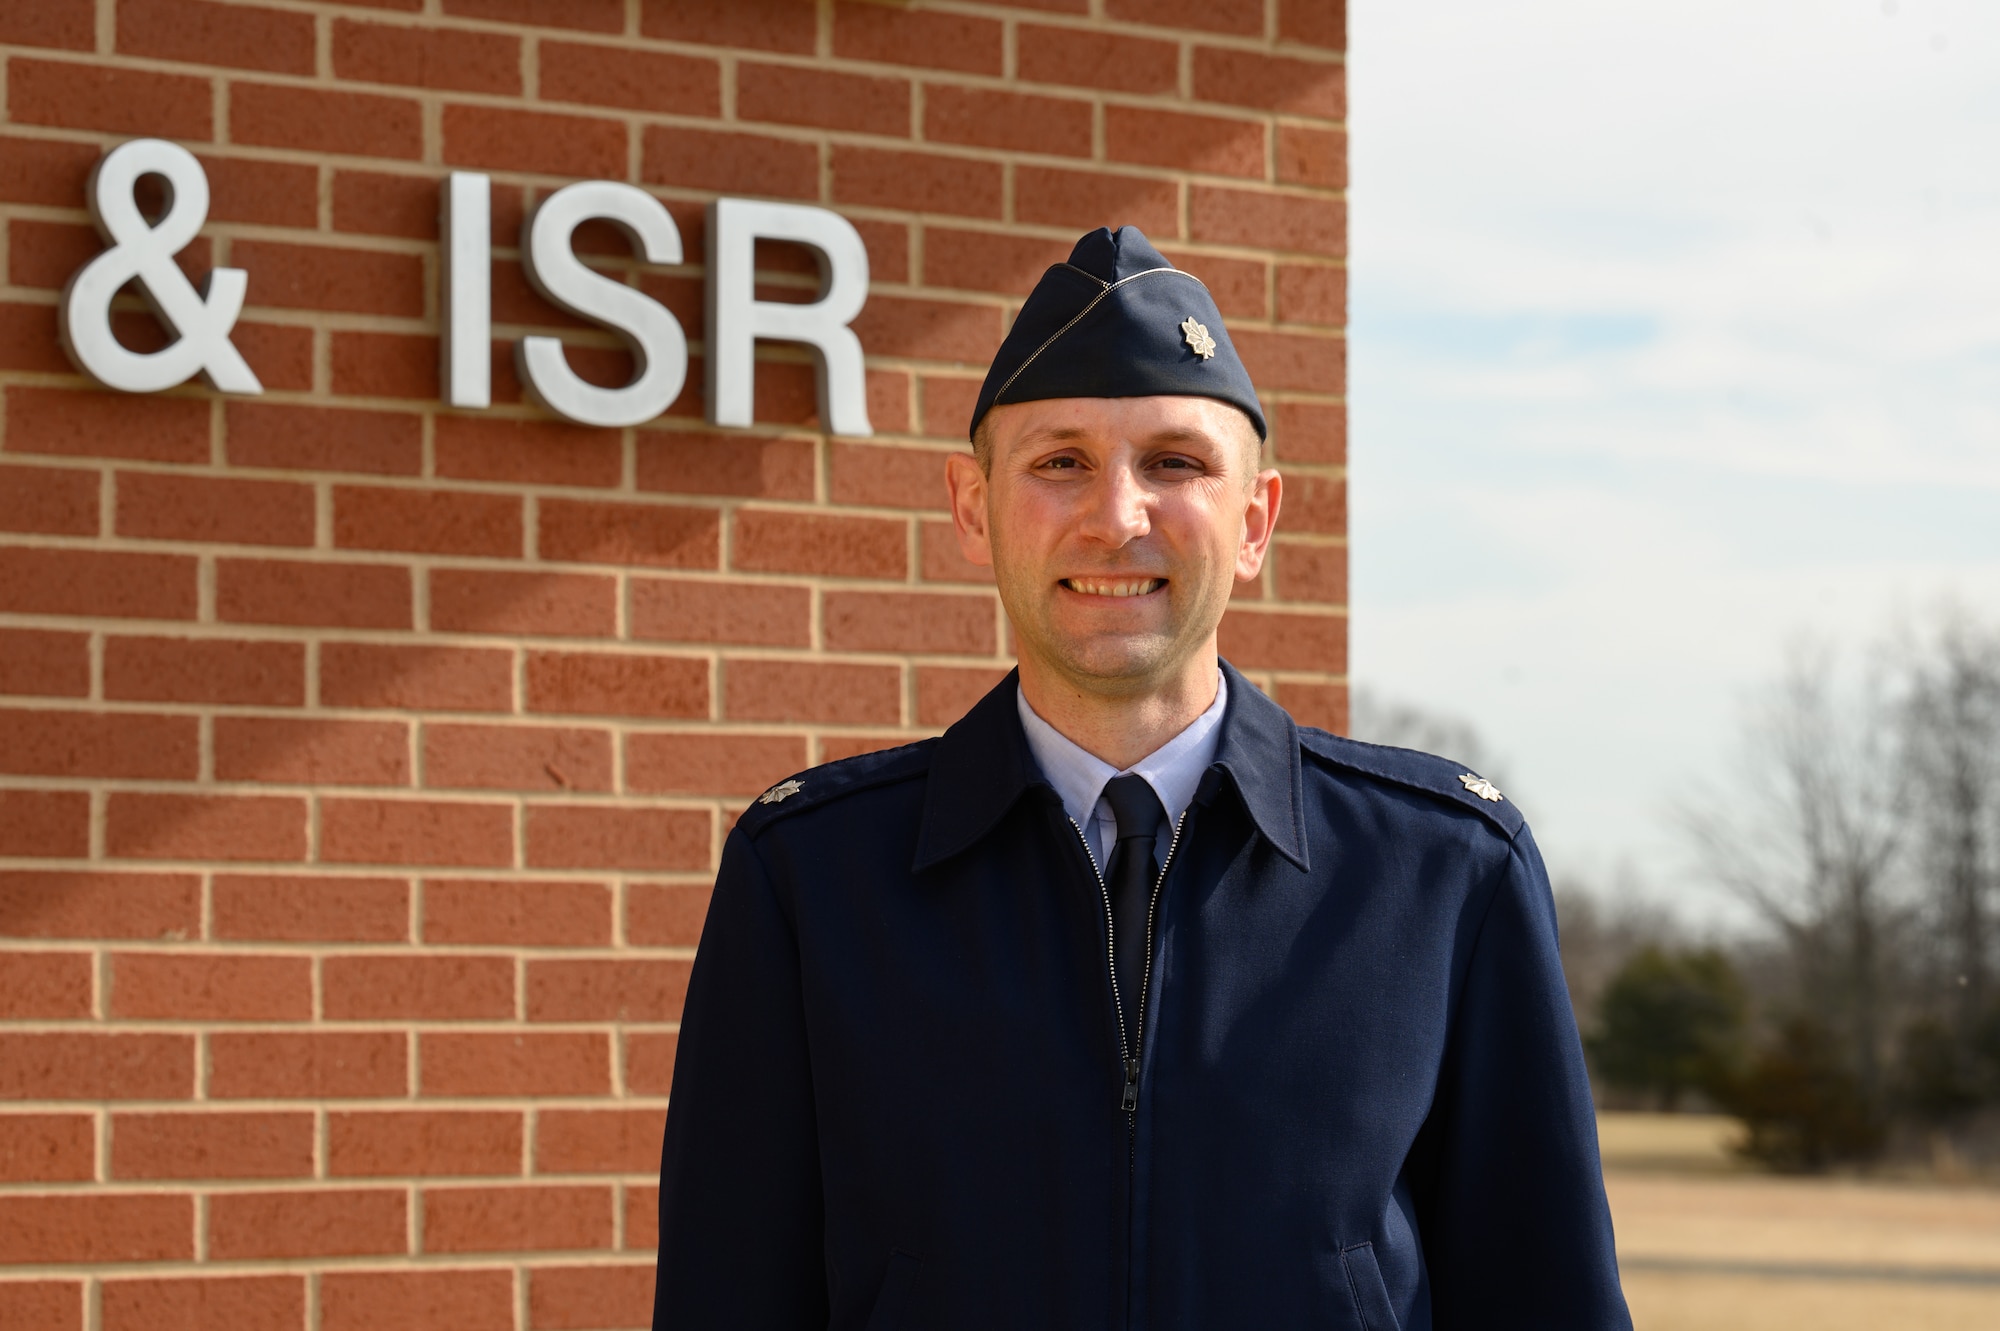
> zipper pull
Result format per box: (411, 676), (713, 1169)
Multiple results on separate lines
(1121, 1058), (1140, 1113)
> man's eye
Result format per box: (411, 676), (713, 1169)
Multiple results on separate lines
(1042, 456), (1079, 470)
(1153, 457), (1199, 472)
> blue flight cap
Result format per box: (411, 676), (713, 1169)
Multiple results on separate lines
(968, 225), (1266, 442)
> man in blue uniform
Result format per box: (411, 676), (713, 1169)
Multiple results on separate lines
(652, 227), (1630, 1330)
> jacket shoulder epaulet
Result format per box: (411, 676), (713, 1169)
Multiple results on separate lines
(732, 738), (938, 840)
(1296, 727), (1525, 840)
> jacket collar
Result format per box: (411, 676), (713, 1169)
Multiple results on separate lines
(912, 659), (1309, 872)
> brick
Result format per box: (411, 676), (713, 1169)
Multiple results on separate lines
(834, 2), (1001, 74)
(623, 1184), (658, 1248)
(625, 732), (805, 796)
(640, 0), (814, 53)
(828, 440), (956, 510)
(115, 471), (315, 547)
(625, 884), (707, 950)
(105, 792), (307, 862)
(920, 229), (1068, 297)
(928, 86), (1091, 158)
(1218, 607), (1346, 672)
(446, 0), (621, 30)
(629, 578), (810, 647)
(0, 630), (85, 698)
(100, 1275), (304, 1331)
(733, 509), (906, 579)
(213, 875), (410, 943)
(0, 952), (91, 1019)
(7, 58), (211, 138)
(217, 558), (412, 629)
(105, 636), (305, 706)
(1271, 400), (1344, 465)
(321, 643), (515, 712)
(634, 430), (814, 500)
(324, 955), (516, 1020)
(0, 872), (200, 941)
(536, 498), (717, 570)
(738, 63), (907, 137)
(120, 0), (314, 72)
(0, 1033), (192, 1100)
(0, 1), (92, 49)
(423, 1184), (613, 1253)
(208, 1031), (407, 1100)
(1195, 47), (1346, 118)
(0, 301), (68, 373)
(320, 798), (514, 868)
(0, 791), (88, 858)
(1190, 187), (1344, 257)
(1275, 541), (1346, 603)
(110, 1111), (313, 1180)
(214, 717), (411, 786)
(1107, 105), (1265, 179)
(1276, 262), (1345, 327)
(110, 952), (311, 1020)
(640, 125), (818, 201)
(0, 465), (97, 536)
(530, 1265), (655, 1331)
(1018, 24), (1178, 94)
(333, 170), (450, 240)
(867, 368), (913, 432)
(1281, 0), (1346, 48)
(0, 136), (96, 204)
(525, 650), (709, 719)
(1014, 166), (1180, 236)
(201, 154), (319, 227)
(1277, 124), (1346, 190)
(851, 294), (1004, 365)
(527, 958), (691, 1022)
(1232, 326), (1344, 392)
(1156, 246), (1267, 320)
(725, 659), (902, 725)
(919, 377), (982, 440)
(231, 83), (422, 158)
(445, 104), (625, 179)
(1275, 679), (1347, 733)
(423, 879), (611, 947)
(832, 147), (1002, 219)
(542, 42), (720, 116)
(435, 415), (621, 488)
(916, 665), (1009, 727)
(331, 1111), (523, 1178)
(234, 240), (426, 318)
(0, 1195), (192, 1264)
(234, 321), (315, 391)
(334, 18), (520, 94)
(1275, 472), (1344, 533)
(208, 1189), (407, 1260)
(335, 486), (522, 558)
(424, 723), (612, 793)
(0, 1282), (79, 1331)
(824, 589), (996, 655)
(625, 1031), (678, 1094)
(0, 709), (197, 779)
(430, 569), (617, 637)
(0, 1115), (93, 1182)
(421, 1032), (610, 1097)
(333, 331), (440, 399)
(525, 806), (711, 872)
(7, 385), (209, 463)
(321, 1269), (514, 1331)
(8, 218), (106, 291)
(1115, 0), (1260, 26)
(536, 1109), (662, 1174)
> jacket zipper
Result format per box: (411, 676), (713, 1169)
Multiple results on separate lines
(1068, 810), (1189, 1116)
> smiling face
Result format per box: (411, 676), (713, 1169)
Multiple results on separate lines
(946, 395), (1282, 703)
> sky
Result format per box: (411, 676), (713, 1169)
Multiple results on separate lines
(1348, 0), (2000, 924)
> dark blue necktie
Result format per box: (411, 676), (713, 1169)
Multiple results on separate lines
(1100, 774), (1167, 1047)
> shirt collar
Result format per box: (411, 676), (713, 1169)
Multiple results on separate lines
(1014, 669), (1227, 837)
(913, 659), (1308, 872)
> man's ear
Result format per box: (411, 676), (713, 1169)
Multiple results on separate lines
(1235, 469), (1282, 582)
(945, 451), (994, 568)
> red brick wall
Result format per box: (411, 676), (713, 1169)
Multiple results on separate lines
(0, 1), (1345, 1324)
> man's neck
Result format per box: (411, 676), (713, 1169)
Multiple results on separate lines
(1016, 649), (1222, 771)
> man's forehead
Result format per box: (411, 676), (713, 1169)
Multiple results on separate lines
(989, 396), (1254, 447)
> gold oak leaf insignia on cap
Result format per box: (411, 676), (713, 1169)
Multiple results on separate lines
(1180, 316), (1216, 360)
(1458, 773), (1504, 803)
(758, 779), (803, 805)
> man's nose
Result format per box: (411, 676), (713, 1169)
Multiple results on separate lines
(1076, 459), (1152, 546)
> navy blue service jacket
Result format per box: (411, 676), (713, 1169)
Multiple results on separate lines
(654, 662), (1629, 1330)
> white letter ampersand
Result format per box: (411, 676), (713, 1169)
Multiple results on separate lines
(59, 138), (262, 395)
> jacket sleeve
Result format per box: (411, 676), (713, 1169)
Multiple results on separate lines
(1414, 826), (1632, 1329)
(653, 827), (827, 1329)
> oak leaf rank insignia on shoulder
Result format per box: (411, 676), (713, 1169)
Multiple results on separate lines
(1458, 773), (1504, 803)
(758, 779), (803, 805)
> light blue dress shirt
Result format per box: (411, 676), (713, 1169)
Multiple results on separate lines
(1016, 668), (1228, 874)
